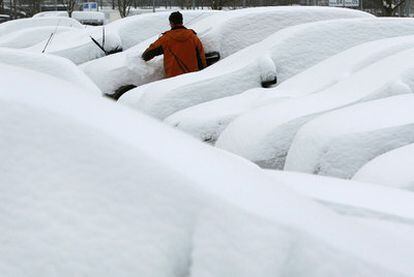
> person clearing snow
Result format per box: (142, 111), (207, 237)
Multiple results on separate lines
(141, 11), (207, 78)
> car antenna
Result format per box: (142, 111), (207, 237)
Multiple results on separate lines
(42, 18), (61, 54)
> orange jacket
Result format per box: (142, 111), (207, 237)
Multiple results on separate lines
(142, 26), (207, 78)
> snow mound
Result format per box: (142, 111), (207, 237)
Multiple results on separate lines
(86, 6), (371, 97)
(217, 46), (414, 169)
(165, 35), (414, 144)
(26, 26), (122, 65)
(2, 64), (414, 276)
(266, 170), (414, 222)
(0, 48), (101, 95)
(108, 10), (215, 50)
(0, 17), (82, 37)
(121, 17), (414, 120)
(32, 11), (69, 18)
(0, 26), (75, 49)
(285, 94), (414, 179)
(353, 144), (414, 190)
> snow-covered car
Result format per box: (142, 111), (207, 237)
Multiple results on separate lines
(119, 17), (414, 120)
(33, 11), (107, 25)
(165, 35), (414, 144)
(2, 62), (414, 276)
(26, 11), (214, 65)
(0, 17), (82, 37)
(0, 48), (101, 95)
(84, 6), (372, 97)
(216, 46), (414, 169)
(352, 143), (414, 190)
(284, 94), (414, 179)
(0, 26), (75, 49)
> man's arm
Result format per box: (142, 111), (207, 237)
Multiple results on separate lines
(142, 36), (165, 61)
(194, 36), (207, 70)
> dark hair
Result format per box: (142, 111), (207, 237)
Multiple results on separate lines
(169, 11), (183, 25)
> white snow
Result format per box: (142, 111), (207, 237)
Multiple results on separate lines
(0, 17), (82, 37)
(32, 11), (69, 18)
(85, 6), (371, 97)
(0, 48), (101, 95)
(284, 94), (414, 179)
(353, 144), (414, 190)
(120, 17), (414, 120)
(265, 170), (414, 222)
(0, 26), (75, 48)
(216, 46), (414, 169)
(2, 63), (414, 276)
(165, 35), (414, 144)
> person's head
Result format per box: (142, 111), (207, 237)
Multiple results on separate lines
(169, 11), (183, 27)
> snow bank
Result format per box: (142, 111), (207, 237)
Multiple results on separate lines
(353, 144), (414, 190)
(86, 6), (371, 97)
(0, 48), (101, 95)
(0, 17), (82, 37)
(0, 26), (75, 48)
(33, 11), (69, 18)
(121, 17), (414, 120)
(108, 10), (215, 50)
(266, 170), (414, 222)
(165, 35), (414, 144)
(2, 64), (414, 276)
(285, 94), (414, 179)
(217, 46), (414, 169)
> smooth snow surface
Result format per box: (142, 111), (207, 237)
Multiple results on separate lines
(0, 26), (75, 48)
(2, 64), (414, 276)
(165, 35), (414, 144)
(0, 48), (101, 95)
(0, 17), (82, 37)
(285, 94), (414, 179)
(217, 46), (414, 169)
(353, 144), (414, 190)
(266, 170), (414, 223)
(86, 6), (371, 97)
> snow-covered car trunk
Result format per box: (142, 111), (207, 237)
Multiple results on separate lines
(84, 6), (372, 97)
(352, 144), (414, 190)
(0, 17), (82, 37)
(26, 11), (213, 65)
(165, 35), (414, 144)
(216, 47), (414, 169)
(0, 48), (101, 95)
(118, 17), (414, 120)
(0, 26), (75, 48)
(284, 94), (414, 179)
(2, 63), (414, 276)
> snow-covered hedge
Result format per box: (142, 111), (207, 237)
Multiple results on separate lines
(120, 17), (414, 120)
(2, 63), (414, 276)
(0, 26), (75, 49)
(0, 17), (82, 37)
(284, 94), (414, 179)
(85, 6), (371, 97)
(216, 47), (414, 169)
(165, 35), (414, 144)
(353, 144), (414, 190)
(0, 48), (101, 95)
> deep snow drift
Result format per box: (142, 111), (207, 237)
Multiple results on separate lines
(216, 46), (414, 169)
(0, 17), (82, 37)
(353, 144), (414, 190)
(0, 48), (101, 95)
(119, 17), (414, 120)
(165, 35), (414, 143)
(85, 6), (371, 97)
(2, 63), (414, 276)
(284, 94), (414, 179)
